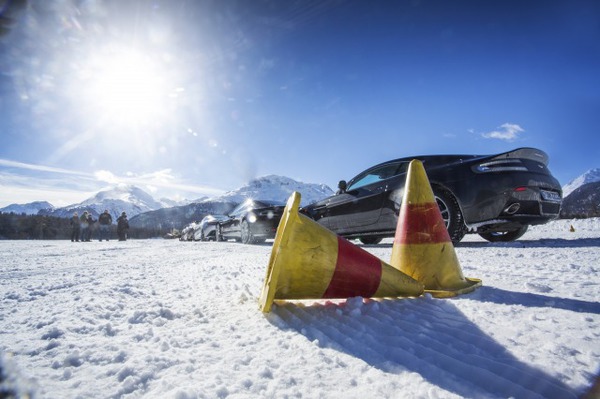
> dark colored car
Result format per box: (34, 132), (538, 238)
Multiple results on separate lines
(197, 214), (228, 241)
(212, 199), (286, 244)
(302, 148), (562, 244)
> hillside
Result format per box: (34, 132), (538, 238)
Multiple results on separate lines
(560, 181), (600, 218)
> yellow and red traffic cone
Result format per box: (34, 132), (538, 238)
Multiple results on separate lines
(389, 159), (481, 297)
(259, 192), (424, 313)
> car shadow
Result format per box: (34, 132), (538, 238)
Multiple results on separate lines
(267, 296), (580, 399)
(468, 286), (600, 314)
(457, 237), (600, 249)
(356, 237), (600, 249)
(357, 242), (394, 249)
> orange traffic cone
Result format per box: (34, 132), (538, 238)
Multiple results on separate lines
(389, 160), (481, 297)
(259, 192), (424, 313)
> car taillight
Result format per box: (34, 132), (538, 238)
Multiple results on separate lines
(258, 210), (280, 219)
(473, 159), (528, 173)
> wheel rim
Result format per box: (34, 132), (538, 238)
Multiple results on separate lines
(435, 196), (450, 228)
(241, 221), (250, 243)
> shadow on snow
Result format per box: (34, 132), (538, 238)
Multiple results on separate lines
(268, 295), (581, 399)
(358, 237), (600, 249)
(469, 286), (600, 315)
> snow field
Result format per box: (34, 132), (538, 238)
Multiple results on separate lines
(0, 218), (598, 398)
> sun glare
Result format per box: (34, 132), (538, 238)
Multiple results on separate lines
(83, 47), (170, 127)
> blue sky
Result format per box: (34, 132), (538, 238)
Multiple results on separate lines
(0, 0), (598, 207)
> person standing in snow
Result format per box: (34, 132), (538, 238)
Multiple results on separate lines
(117, 212), (129, 241)
(98, 210), (112, 241)
(70, 212), (80, 242)
(85, 213), (96, 241)
(79, 211), (90, 242)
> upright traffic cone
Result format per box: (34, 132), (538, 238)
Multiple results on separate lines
(259, 192), (424, 313)
(389, 160), (481, 297)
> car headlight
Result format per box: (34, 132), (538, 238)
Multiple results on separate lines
(247, 213), (258, 223)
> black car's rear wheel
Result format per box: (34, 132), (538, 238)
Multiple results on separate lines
(359, 236), (382, 245)
(479, 226), (528, 242)
(240, 220), (254, 244)
(433, 187), (467, 244)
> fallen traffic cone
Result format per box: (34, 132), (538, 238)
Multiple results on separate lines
(389, 160), (481, 297)
(259, 192), (424, 313)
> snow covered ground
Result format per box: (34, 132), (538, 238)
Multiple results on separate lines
(1, 218), (598, 398)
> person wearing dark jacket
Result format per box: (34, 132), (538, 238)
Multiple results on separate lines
(98, 210), (112, 241)
(79, 211), (90, 242)
(85, 213), (95, 241)
(117, 212), (129, 241)
(70, 212), (80, 242)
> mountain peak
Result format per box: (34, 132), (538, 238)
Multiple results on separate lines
(214, 174), (333, 206)
(563, 168), (600, 198)
(82, 184), (160, 208)
(39, 185), (164, 219)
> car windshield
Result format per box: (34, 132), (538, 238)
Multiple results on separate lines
(347, 162), (408, 191)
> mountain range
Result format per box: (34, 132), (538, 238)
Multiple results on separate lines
(129, 175), (334, 232)
(0, 201), (55, 215)
(1, 175), (334, 222)
(2, 169), (599, 225)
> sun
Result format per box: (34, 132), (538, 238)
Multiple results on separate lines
(81, 46), (171, 128)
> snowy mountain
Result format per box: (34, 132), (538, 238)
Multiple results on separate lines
(562, 168), (600, 198)
(40, 185), (165, 219)
(130, 175), (334, 233)
(0, 201), (54, 215)
(559, 169), (600, 218)
(10, 176), (333, 229)
(560, 181), (600, 218)
(210, 175), (333, 206)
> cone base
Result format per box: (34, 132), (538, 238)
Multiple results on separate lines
(259, 193), (298, 313)
(424, 277), (482, 298)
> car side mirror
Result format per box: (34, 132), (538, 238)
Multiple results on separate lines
(337, 180), (347, 194)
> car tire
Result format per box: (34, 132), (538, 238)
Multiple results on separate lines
(479, 226), (528, 242)
(240, 220), (254, 245)
(359, 236), (382, 245)
(433, 187), (467, 244)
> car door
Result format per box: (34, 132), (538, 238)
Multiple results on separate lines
(325, 162), (406, 234)
(220, 202), (247, 238)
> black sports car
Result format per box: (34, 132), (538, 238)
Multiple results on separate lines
(302, 148), (562, 244)
(212, 199), (286, 244)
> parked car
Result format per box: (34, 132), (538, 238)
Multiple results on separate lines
(197, 214), (229, 241)
(302, 148), (562, 244)
(210, 199), (286, 244)
(179, 222), (199, 241)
